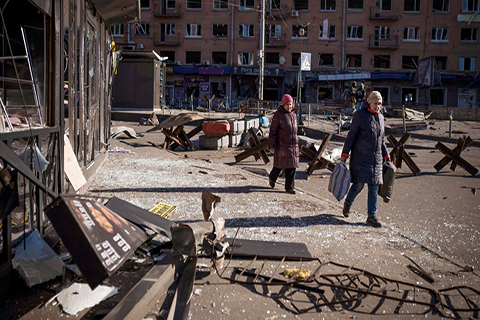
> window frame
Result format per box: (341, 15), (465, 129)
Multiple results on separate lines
(212, 51), (227, 65)
(186, 0), (202, 10)
(270, 0), (281, 10)
(346, 54), (362, 68)
(431, 27), (449, 42)
(347, 0), (363, 10)
(111, 24), (124, 37)
(163, 23), (176, 37)
(432, 0), (449, 13)
(346, 26), (363, 40)
(404, 0), (420, 12)
(403, 26), (420, 41)
(459, 57), (476, 71)
(318, 53), (335, 67)
(462, 0), (479, 12)
(319, 24), (335, 40)
(429, 87), (447, 106)
(294, 0), (309, 11)
(212, 24), (228, 38)
(239, 24), (254, 38)
(140, 0), (150, 10)
(265, 52), (280, 65)
(291, 52), (301, 66)
(378, 0), (392, 11)
(320, 0), (336, 11)
(292, 25), (308, 39)
(135, 23), (150, 36)
(240, 0), (255, 10)
(186, 51), (202, 64)
(402, 55), (419, 69)
(460, 28), (478, 42)
(238, 52), (254, 65)
(186, 23), (202, 38)
(213, 0), (228, 10)
(373, 54), (391, 69)
(166, 0), (176, 9)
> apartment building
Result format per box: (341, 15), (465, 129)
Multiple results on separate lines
(111, 0), (480, 108)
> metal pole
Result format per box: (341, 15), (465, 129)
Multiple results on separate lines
(308, 104), (310, 127)
(258, 0), (265, 101)
(402, 105), (406, 133)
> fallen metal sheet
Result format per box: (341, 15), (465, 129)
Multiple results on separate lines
(171, 221), (216, 257)
(225, 238), (313, 260)
(105, 196), (173, 239)
(103, 250), (188, 320)
(56, 283), (118, 316)
(12, 229), (65, 287)
(45, 195), (149, 289)
(201, 189), (221, 221)
(110, 126), (139, 139)
(147, 113), (204, 132)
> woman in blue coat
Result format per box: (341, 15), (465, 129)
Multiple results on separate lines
(268, 94), (299, 194)
(340, 91), (391, 227)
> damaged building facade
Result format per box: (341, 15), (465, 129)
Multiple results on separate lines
(112, 0), (480, 109)
(0, 0), (139, 294)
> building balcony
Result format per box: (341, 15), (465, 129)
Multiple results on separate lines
(369, 6), (399, 20)
(153, 2), (182, 18)
(368, 35), (399, 49)
(265, 32), (287, 46)
(152, 32), (182, 46)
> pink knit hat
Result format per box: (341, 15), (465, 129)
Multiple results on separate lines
(282, 94), (293, 106)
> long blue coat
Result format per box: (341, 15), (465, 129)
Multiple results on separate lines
(342, 104), (389, 185)
(269, 106), (299, 169)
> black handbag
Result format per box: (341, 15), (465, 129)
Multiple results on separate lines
(379, 162), (397, 203)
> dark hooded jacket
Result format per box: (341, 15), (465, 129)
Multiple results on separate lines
(341, 102), (389, 185)
(269, 105), (299, 169)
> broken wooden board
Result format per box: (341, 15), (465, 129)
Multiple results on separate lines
(64, 134), (86, 191)
(306, 133), (333, 175)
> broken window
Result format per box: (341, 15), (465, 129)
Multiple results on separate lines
(212, 51), (227, 64)
(160, 51), (175, 63)
(435, 56), (447, 70)
(292, 52), (300, 66)
(186, 24), (202, 37)
(187, 0), (202, 9)
(211, 81), (226, 98)
(135, 23), (150, 35)
(461, 28), (477, 42)
(239, 24), (254, 38)
(240, 0), (254, 10)
(213, 24), (228, 37)
(346, 26), (363, 39)
(270, 0), (281, 10)
(186, 51), (201, 64)
(318, 53), (334, 67)
(321, 0), (336, 11)
(161, 23), (175, 36)
(430, 88), (446, 106)
(346, 54), (362, 68)
(214, 0), (228, 9)
(348, 0), (363, 10)
(267, 24), (282, 37)
(238, 52), (253, 65)
(292, 25), (308, 38)
(374, 55), (391, 68)
(317, 86), (333, 102)
(319, 24), (335, 39)
(375, 26), (391, 39)
(431, 27), (448, 41)
(459, 57), (476, 71)
(403, 27), (420, 41)
(265, 52), (280, 65)
(294, 0), (308, 11)
(111, 24), (124, 36)
(167, 0), (176, 9)
(432, 0), (449, 12)
(404, 0), (420, 12)
(378, 0), (392, 10)
(463, 0), (479, 11)
(140, 0), (150, 9)
(402, 55), (419, 69)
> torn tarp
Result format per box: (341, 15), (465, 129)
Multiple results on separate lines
(45, 195), (149, 289)
(412, 57), (442, 87)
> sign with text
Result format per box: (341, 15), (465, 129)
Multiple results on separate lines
(45, 195), (149, 289)
(232, 66), (284, 77)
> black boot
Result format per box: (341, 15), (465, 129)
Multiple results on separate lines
(342, 203), (351, 217)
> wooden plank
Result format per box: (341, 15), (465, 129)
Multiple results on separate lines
(64, 134), (86, 191)
(434, 137), (472, 172)
(179, 128), (194, 151)
(307, 134), (332, 175)
(234, 140), (269, 163)
(248, 136), (260, 161)
(402, 151), (421, 175)
(170, 124), (203, 150)
(163, 127), (188, 150)
(300, 145), (315, 159)
(435, 142), (478, 176)
(249, 128), (270, 164)
(450, 138), (465, 172)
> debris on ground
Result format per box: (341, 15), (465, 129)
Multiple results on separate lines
(110, 126), (139, 139)
(56, 283), (118, 316)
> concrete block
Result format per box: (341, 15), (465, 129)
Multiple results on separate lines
(244, 118), (260, 132)
(199, 134), (229, 150)
(228, 133), (243, 147)
(228, 119), (245, 134)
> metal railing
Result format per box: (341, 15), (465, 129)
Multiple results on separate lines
(369, 34), (399, 49)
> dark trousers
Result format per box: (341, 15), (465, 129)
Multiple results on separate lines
(269, 167), (296, 191)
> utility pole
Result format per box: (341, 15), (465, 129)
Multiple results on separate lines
(258, 0), (265, 101)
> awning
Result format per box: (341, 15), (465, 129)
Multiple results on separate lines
(317, 72), (370, 81)
(371, 73), (412, 80)
(120, 50), (163, 61)
(91, 0), (140, 26)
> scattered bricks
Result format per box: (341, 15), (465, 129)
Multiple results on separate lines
(228, 133), (243, 148)
(228, 119), (245, 135)
(244, 117), (260, 132)
(199, 134), (229, 150)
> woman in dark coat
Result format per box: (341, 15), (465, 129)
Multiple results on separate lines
(340, 91), (391, 227)
(268, 94), (299, 194)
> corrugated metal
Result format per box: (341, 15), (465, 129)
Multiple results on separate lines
(28, 0), (52, 16)
(91, 0), (140, 26)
